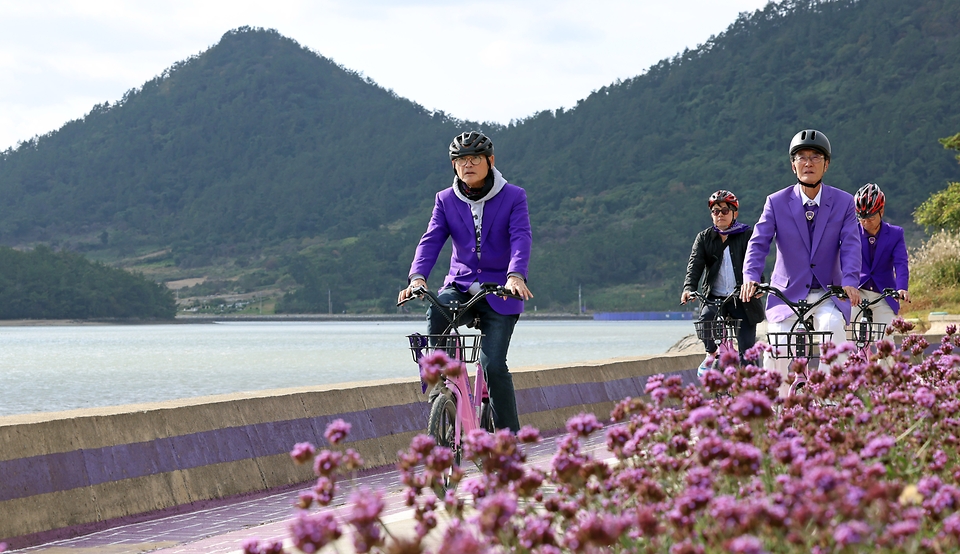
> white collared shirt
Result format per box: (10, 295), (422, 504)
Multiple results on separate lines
(794, 183), (823, 206)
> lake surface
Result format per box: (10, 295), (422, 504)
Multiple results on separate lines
(0, 320), (691, 417)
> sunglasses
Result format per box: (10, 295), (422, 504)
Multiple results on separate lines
(711, 208), (732, 216)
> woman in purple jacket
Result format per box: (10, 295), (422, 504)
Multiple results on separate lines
(853, 183), (911, 324)
(398, 131), (533, 432)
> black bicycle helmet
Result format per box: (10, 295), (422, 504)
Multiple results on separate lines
(789, 129), (832, 160)
(855, 183), (885, 218)
(708, 190), (739, 210)
(449, 131), (494, 160)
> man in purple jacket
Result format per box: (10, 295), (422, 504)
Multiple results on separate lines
(398, 131), (533, 432)
(853, 183), (910, 324)
(740, 130), (861, 394)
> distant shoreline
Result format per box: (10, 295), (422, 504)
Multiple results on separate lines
(0, 313), (597, 326)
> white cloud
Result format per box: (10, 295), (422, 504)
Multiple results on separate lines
(0, 0), (770, 150)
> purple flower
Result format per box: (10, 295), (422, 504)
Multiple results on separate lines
(517, 425), (541, 443)
(730, 392), (773, 420)
(419, 351), (451, 386)
(833, 520), (871, 546)
(347, 487), (385, 526)
(943, 512), (960, 539)
(436, 520), (486, 554)
(687, 406), (718, 427)
(289, 511), (341, 553)
(290, 442), (316, 464)
(312, 450), (342, 476)
(324, 419), (352, 445)
(860, 435), (896, 459)
(725, 534), (767, 554)
(474, 491), (517, 535)
(566, 412), (602, 437)
(914, 387), (937, 408)
(312, 476), (335, 506)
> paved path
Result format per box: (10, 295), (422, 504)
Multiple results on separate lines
(9, 430), (612, 554)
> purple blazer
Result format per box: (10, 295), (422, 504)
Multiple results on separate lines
(743, 184), (861, 323)
(859, 221), (909, 313)
(409, 176), (532, 315)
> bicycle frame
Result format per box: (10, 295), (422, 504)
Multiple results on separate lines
(686, 290), (741, 371)
(755, 283), (846, 396)
(400, 283), (521, 457)
(848, 288), (901, 355)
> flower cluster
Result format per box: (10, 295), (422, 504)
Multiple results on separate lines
(246, 326), (960, 552)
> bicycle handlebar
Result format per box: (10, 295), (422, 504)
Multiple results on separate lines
(681, 287), (741, 308)
(397, 282), (523, 309)
(857, 288), (901, 309)
(754, 283), (847, 321)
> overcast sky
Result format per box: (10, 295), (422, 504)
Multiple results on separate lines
(0, 0), (773, 151)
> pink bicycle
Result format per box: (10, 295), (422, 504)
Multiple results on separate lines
(399, 283), (521, 473)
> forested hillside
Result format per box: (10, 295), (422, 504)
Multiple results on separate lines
(0, 246), (176, 319)
(1, 0), (958, 313)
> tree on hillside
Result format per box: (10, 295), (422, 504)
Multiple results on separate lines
(914, 133), (960, 233)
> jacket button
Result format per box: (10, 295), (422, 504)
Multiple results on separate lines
(472, 248), (476, 252)
(810, 264), (815, 268)
(478, 269), (482, 273)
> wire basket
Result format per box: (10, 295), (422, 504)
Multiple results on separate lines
(847, 322), (887, 346)
(766, 330), (834, 359)
(407, 333), (483, 364)
(694, 319), (741, 343)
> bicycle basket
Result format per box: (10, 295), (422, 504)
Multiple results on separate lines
(694, 319), (741, 343)
(847, 322), (887, 346)
(766, 330), (833, 359)
(407, 333), (483, 364)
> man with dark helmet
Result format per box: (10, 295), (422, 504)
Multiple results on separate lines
(681, 190), (765, 377)
(740, 129), (861, 396)
(398, 131), (533, 432)
(853, 183), (910, 324)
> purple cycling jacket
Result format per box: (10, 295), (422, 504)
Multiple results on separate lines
(859, 221), (909, 313)
(408, 167), (532, 315)
(743, 183), (861, 324)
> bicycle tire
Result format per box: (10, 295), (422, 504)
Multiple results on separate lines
(478, 399), (496, 433)
(427, 388), (462, 468)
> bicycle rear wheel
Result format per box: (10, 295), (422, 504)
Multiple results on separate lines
(427, 388), (462, 468)
(478, 399), (496, 433)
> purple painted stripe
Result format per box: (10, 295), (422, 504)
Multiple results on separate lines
(1, 367), (696, 503)
(0, 402), (430, 502)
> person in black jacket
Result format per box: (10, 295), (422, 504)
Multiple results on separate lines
(681, 190), (765, 376)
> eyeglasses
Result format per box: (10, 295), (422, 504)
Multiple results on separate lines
(454, 155), (486, 167)
(711, 208), (732, 216)
(793, 154), (825, 164)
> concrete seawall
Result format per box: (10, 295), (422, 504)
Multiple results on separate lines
(0, 352), (701, 548)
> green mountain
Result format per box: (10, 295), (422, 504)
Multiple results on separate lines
(1, 0), (959, 314)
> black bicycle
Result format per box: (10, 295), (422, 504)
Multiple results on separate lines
(847, 288), (902, 355)
(682, 289), (742, 378)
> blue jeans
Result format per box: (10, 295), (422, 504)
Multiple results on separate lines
(427, 287), (521, 432)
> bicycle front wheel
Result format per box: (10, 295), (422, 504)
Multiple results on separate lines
(427, 388), (462, 468)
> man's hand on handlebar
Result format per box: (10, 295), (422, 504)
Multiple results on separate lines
(842, 285), (861, 308)
(740, 280), (759, 303)
(898, 289), (911, 304)
(505, 275), (533, 301)
(398, 277), (427, 304)
(680, 290), (694, 304)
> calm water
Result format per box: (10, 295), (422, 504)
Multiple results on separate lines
(0, 320), (690, 417)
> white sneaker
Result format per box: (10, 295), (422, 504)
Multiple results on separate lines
(697, 355), (713, 379)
